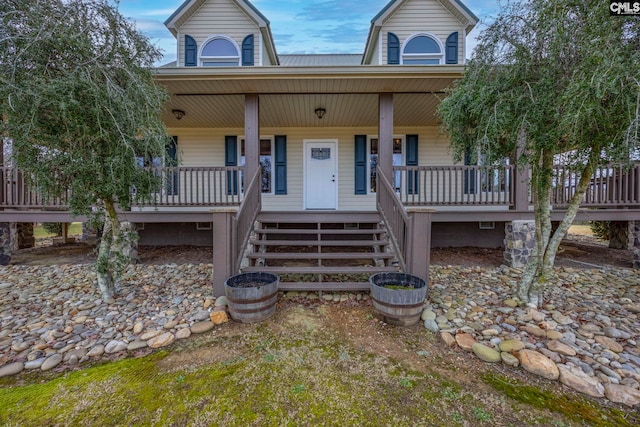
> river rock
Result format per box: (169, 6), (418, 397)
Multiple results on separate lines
(472, 343), (501, 363)
(104, 340), (127, 354)
(87, 344), (105, 357)
(127, 340), (148, 351)
(210, 311), (229, 325)
(499, 339), (524, 353)
(501, 352), (520, 367)
(423, 319), (439, 333)
(594, 335), (624, 353)
(440, 332), (456, 347)
(558, 364), (604, 398)
(147, 332), (175, 349)
(41, 354), (63, 371)
(214, 296), (228, 307)
(604, 384), (640, 407)
(547, 340), (577, 356)
(455, 333), (476, 351)
(175, 328), (191, 339)
(190, 321), (214, 334)
(518, 349), (560, 380)
(0, 361), (24, 377)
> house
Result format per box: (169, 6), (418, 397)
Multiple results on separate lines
(1, 0), (639, 294)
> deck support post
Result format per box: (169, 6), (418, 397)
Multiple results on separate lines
(503, 220), (535, 268)
(212, 209), (236, 297)
(244, 94), (260, 186)
(378, 93), (394, 182)
(633, 221), (640, 269)
(405, 208), (433, 284)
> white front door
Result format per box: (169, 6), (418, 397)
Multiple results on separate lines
(304, 140), (337, 209)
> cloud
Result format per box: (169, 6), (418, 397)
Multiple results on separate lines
(296, 0), (387, 22)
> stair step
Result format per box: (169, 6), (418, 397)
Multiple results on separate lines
(242, 266), (398, 274)
(278, 282), (371, 292)
(246, 252), (394, 260)
(255, 228), (385, 235)
(250, 239), (389, 247)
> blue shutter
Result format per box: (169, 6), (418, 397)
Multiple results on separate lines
(354, 135), (367, 194)
(406, 134), (419, 194)
(225, 136), (238, 195)
(388, 32), (400, 65)
(242, 34), (254, 66)
(445, 32), (458, 65)
(464, 148), (476, 194)
(166, 136), (178, 196)
(185, 35), (197, 67)
(274, 135), (287, 195)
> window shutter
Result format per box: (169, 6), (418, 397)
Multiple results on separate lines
(406, 134), (419, 194)
(274, 135), (287, 195)
(225, 136), (238, 195)
(242, 34), (254, 66)
(388, 32), (400, 65)
(464, 148), (476, 194)
(166, 136), (178, 195)
(185, 35), (197, 66)
(445, 32), (458, 64)
(354, 135), (367, 194)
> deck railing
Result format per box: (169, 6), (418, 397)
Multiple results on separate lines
(392, 165), (515, 206)
(377, 167), (411, 271)
(0, 166), (245, 209)
(552, 163), (640, 208)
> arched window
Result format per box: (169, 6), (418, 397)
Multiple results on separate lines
(200, 36), (240, 66)
(402, 34), (443, 65)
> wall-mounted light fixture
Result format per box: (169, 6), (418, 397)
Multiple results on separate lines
(172, 109), (185, 120)
(314, 108), (326, 119)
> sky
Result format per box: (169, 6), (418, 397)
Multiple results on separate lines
(117, 0), (501, 65)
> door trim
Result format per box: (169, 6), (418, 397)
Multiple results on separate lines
(303, 139), (339, 210)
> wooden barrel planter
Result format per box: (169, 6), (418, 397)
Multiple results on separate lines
(224, 272), (279, 323)
(369, 272), (427, 326)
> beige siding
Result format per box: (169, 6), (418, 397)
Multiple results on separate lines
(177, 0), (260, 66)
(381, 0), (465, 65)
(167, 126), (453, 211)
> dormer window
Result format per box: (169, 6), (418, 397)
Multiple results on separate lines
(200, 36), (240, 66)
(402, 34), (443, 65)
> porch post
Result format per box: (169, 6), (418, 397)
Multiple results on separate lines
(378, 93), (394, 181)
(406, 208), (433, 283)
(212, 209), (235, 297)
(513, 129), (529, 211)
(244, 94), (260, 184)
(633, 221), (640, 269)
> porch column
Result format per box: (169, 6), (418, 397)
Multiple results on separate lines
(406, 208), (433, 283)
(633, 221), (640, 269)
(503, 220), (535, 268)
(0, 222), (11, 265)
(244, 94), (260, 184)
(513, 128), (529, 211)
(212, 209), (236, 296)
(378, 93), (394, 181)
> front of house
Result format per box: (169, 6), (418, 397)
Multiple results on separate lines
(1, 0), (639, 294)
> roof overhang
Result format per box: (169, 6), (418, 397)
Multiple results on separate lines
(155, 65), (464, 128)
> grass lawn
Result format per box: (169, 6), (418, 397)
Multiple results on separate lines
(33, 222), (83, 239)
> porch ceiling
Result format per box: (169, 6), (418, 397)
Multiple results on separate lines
(157, 65), (461, 128)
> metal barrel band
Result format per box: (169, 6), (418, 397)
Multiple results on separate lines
(229, 299), (277, 314)
(226, 291), (276, 305)
(371, 297), (424, 310)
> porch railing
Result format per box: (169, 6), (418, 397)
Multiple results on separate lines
(392, 165), (515, 206)
(551, 163), (640, 208)
(232, 167), (262, 272)
(377, 167), (411, 271)
(0, 166), (245, 209)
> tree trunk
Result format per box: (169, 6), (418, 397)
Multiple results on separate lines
(517, 149), (598, 307)
(96, 216), (116, 303)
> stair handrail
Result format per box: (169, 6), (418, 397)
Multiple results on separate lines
(376, 166), (411, 271)
(232, 166), (262, 272)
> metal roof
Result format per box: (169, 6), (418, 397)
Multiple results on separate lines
(278, 54), (363, 67)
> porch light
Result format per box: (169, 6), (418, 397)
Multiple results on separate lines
(314, 108), (326, 119)
(172, 109), (185, 120)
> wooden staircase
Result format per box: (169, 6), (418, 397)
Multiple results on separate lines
(242, 212), (399, 291)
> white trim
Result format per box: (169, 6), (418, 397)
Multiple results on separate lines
(303, 139), (339, 210)
(401, 32), (444, 65)
(462, 28), (467, 64)
(199, 35), (241, 67)
(196, 222), (212, 231)
(259, 33), (263, 66)
(238, 135), (275, 195)
(367, 135), (405, 194)
(378, 31), (383, 65)
(176, 30), (181, 67)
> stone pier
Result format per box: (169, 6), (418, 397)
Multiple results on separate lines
(633, 221), (640, 269)
(17, 223), (35, 249)
(504, 220), (536, 268)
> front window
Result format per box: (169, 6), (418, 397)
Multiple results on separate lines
(240, 137), (274, 193)
(200, 37), (240, 66)
(402, 34), (443, 65)
(368, 137), (403, 193)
